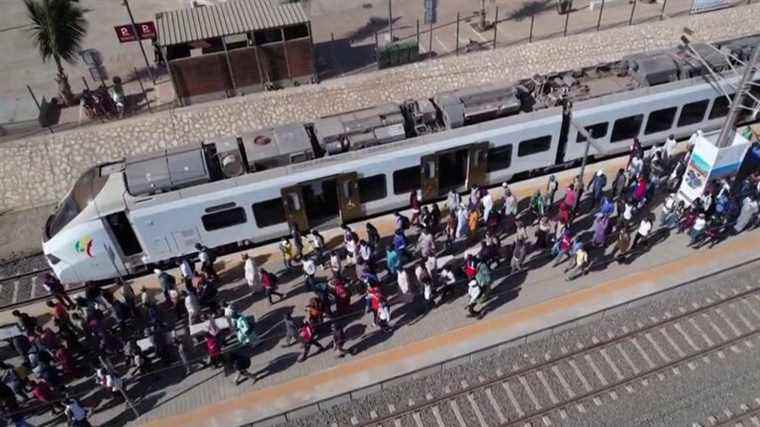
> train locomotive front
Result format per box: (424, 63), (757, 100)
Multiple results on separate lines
(42, 165), (133, 284)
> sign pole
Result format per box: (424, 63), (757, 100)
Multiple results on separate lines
(123, 0), (155, 83)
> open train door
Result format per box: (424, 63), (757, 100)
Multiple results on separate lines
(420, 153), (439, 202)
(281, 185), (309, 232)
(336, 172), (363, 224)
(466, 142), (489, 188)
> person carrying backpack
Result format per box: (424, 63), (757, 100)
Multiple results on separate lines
(233, 313), (258, 348)
(298, 321), (325, 362)
(260, 269), (284, 304)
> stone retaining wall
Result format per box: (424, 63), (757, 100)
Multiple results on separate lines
(2, 4), (759, 211)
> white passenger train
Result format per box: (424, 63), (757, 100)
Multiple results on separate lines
(42, 35), (760, 283)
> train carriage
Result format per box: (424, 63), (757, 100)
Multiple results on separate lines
(42, 35), (760, 283)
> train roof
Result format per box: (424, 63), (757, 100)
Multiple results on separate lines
(86, 34), (760, 210)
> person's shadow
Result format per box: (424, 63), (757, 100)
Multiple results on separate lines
(253, 352), (300, 382)
(346, 328), (394, 355)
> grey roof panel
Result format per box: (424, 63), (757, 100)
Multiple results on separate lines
(157, 0), (309, 47)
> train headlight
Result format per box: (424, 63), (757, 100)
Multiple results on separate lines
(46, 254), (61, 265)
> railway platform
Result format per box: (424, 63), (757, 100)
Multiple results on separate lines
(2, 149), (759, 426)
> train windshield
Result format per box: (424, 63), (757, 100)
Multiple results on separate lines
(43, 167), (108, 241)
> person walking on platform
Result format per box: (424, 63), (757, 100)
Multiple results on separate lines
(302, 256), (317, 292)
(290, 223), (304, 259)
(613, 229), (632, 263)
(734, 195), (759, 234)
(178, 257), (195, 290)
(227, 351), (256, 385)
(632, 214), (654, 251)
(592, 214), (609, 248)
(688, 213), (708, 246)
(417, 228), (436, 259)
(242, 253), (261, 293)
(195, 243), (218, 281)
(465, 278), (483, 318)
(298, 321), (325, 362)
(366, 222), (381, 249)
(386, 246), (401, 277)
(330, 322), (349, 357)
(467, 207), (480, 238)
(611, 168), (626, 200)
(507, 239), (523, 272)
(456, 204), (469, 240)
(261, 268), (284, 304)
(153, 268), (176, 306)
(308, 229), (326, 264)
(530, 190), (545, 222)
(588, 169), (607, 210)
(233, 313), (258, 348)
(476, 260), (492, 303)
(447, 190), (461, 214)
(279, 237), (295, 269)
(283, 314), (298, 347)
(545, 175), (559, 210)
(42, 272), (74, 309)
(393, 229), (408, 259)
(502, 185), (518, 233)
(564, 243), (589, 280)
(482, 190), (494, 223)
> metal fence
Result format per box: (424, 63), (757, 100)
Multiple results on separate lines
(357, 0), (747, 72)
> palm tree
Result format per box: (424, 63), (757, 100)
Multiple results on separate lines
(25, 0), (88, 106)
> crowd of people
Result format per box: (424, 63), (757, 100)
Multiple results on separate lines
(2, 134), (759, 426)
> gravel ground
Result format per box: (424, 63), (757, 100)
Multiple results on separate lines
(0, 253), (48, 280)
(272, 259), (760, 427)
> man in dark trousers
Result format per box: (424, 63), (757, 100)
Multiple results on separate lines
(42, 272), (74, 308)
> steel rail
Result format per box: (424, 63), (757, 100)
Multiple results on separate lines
(362, 277), (760, 426)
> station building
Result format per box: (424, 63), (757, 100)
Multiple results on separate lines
(155, 0), (314, 105)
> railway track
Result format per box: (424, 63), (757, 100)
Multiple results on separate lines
(705, 398), (760, 426)
(0, 254), (57, 308)
(359, 277), (760, 427)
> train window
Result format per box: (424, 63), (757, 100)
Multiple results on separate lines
(517, 136), (552, 157)
(709, 96), (732, 120)
(393, 166), (421, 195)
(487, 145), (512, 171)
(677, 99), (709, 127)
(644, 107), (677, 135)
(610, 114), (644, 143)
(577, 123), (608, 143)
(201, 207), (247, 231)
(252, 198), (286, 228)
(358, 174), (387, 203)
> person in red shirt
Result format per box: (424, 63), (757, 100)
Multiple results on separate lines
(298, 321), (325, 362)
(30, 379), (65, 413)
(331, 277), (351, 316)
(205, 334), (222, 368)
(46, 301), (70, 323)
(55, 346), (77, 378)
(260, 269), (284, 305)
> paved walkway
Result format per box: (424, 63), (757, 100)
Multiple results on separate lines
(6, 150), (759, 426)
